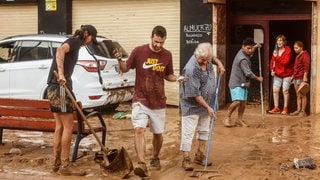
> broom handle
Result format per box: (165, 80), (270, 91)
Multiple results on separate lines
(53, 71), (108, 153)
(204, 74), (221, 169)
(258, 47), (265, 122)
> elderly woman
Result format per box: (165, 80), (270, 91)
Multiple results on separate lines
(179, 42), (225, 171)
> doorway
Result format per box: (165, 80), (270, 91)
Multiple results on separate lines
(269, 20), (311, 113)
(227, 19), (311, 113)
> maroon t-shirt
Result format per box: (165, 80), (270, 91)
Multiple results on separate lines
(126, 44), (174, 109)
(292, 50), (311, 79)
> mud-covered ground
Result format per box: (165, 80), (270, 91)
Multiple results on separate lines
(1, 102), (319, 179)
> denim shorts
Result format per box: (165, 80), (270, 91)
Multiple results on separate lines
(273, 75), (291, 90)
(230, 87), (248, 101)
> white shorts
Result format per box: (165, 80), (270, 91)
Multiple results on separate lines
(131, 102), (166, 134)
(180, 114), (210, 152)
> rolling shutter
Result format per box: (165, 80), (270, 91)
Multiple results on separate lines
(73, 0), (180, 106)
(0, 4), (37, 39)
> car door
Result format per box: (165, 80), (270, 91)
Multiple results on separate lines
(0, 41), (16, 97)
(9, 40), (53, 99)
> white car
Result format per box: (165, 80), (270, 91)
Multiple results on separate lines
(0, 34), (135, 111)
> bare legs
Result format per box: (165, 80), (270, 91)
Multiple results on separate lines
(152, 134), (163, 159)
(226, 100), (246, 121)
(292, 84), (307, 116)
(271, 86), (289, 114)
(225, 100), (248, 126)
(272, 86), (280, 108)
(134, 127), (163, 162)
(53, 113), (74, 161)
(272, 86), (289, 108)
(134, 127), (146, 162)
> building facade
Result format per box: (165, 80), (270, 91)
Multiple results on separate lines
(1, 0), (319, 113)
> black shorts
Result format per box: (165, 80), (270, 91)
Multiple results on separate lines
(47, 84), (75, 113)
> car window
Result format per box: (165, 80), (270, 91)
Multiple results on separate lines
(16, 41), (52, 62)
(0, 41), (17, 63)
(87, 40), (128, 59)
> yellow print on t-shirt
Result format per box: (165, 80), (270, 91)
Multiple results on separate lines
(143, 58), (165, 72)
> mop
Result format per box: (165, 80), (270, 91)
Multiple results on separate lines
(190, 75), (221, 178)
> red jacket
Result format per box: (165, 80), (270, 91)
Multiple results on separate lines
(270, 45), (294, 77)
(292, 50), (311, 79)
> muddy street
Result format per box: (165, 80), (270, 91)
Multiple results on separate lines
(0, 102), (319, 179)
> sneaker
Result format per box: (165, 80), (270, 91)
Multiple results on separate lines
(235, 120), (249, 127)
(268, 107), (281, 114)
(194, 152), (212, 166)
(299, 111), (307, 117)
(290, 110), (300, 116)
(134, 162), (149, 177)
(57, 160), (86, 176)
(223, 117), (233, 127)
(182, 157), (193, 171)
(150, 157), (161, 170)
(281, 108), (288, 115)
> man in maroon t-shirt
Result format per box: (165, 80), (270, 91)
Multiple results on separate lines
(115, 25), (182, 178)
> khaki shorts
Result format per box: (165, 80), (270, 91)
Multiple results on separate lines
(131, 102), (165, 134)
(47, 84), (74, 113)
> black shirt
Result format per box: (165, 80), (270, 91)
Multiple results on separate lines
(47, 37), (82, 90)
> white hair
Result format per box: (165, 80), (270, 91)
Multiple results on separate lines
(194, 42), (213, 59)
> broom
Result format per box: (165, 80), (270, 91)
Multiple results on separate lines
(190, 75), (221, 177)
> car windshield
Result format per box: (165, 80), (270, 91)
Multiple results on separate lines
(87, 40), (128, 59)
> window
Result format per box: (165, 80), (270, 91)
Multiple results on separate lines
(17, 41), (52, 61)
(0, 41), (17, 63)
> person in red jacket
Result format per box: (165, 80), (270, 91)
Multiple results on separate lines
(290, 41), (310, 117)
(268, 34), (294, 115)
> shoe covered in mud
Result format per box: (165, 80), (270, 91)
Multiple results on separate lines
(51, 157), (61, 173)
(290, 110), (300, 116)
(182, 157), (194, 171)
(194, 152), (212, 166)
(150, 157), (161, 170)
(268, 107), (281, 114)
(299, 111), (307, 117)
(134, 162), (149, 177)
(293, 157), (316, 169)
(235, 120), (249, 127)
(57, 159), (86, 176)
(281, 107), (288, 115)
(223, 117), (233, 127)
